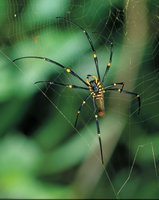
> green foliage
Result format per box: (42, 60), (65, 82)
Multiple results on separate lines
(0, 0), (159, 198)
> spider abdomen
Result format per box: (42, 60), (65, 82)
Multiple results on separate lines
(95, 96), (105, 116)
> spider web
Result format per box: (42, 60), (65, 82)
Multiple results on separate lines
(0, 0), (159, 199)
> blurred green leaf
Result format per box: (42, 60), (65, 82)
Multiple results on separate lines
(22, 0), (71, 29)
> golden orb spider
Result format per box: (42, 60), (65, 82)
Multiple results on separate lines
(13, 17), (141, 164)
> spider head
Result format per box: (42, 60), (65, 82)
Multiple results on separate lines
(86, 75), (100, 93)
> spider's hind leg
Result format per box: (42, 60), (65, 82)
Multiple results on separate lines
(106, 88), (141, 114)
(93, 97), (104, 164)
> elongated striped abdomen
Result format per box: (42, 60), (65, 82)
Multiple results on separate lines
(95, 97), (105, 116)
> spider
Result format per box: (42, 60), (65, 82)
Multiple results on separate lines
(13, 17), (141, 164)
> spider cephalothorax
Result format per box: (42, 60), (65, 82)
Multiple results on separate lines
(13, 17), (141, 164)
(86, 75), (104, 94)
(86, 75), (105, 116)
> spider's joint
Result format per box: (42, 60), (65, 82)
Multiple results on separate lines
(97, 81), (101, 86)
(66, 68), (71, 73)
(114, 82), (117, 86)
(93, 53), (97, 58)
(98, 133), (101, 136)
(83, 30), (86, 33)
(86, 78), (91, 86)
(136, 94), (140, 98)
(82, 100), (86, 104)
(107, 62), (111, 66)
(43, 57), (46, 60)
(77, 110), (80, 114)
(118, 88), (121, 92)
(95, 114), (98, 118)
(68, 84), (72, 88)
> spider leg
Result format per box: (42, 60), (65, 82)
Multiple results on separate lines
(104, 82), (125, 92)
(106, 88), (141, 114)
(35, 80), (89, 90)
(74, 94), (91, 128)
(102, 41), (113, 83)
(93, 97), (104, 164)
(13, 56), (88, 86)
(57, 17), (101, 81)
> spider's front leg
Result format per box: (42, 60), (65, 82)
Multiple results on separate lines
(102, 41), (113, 83)
(35, 80), (89, 90)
